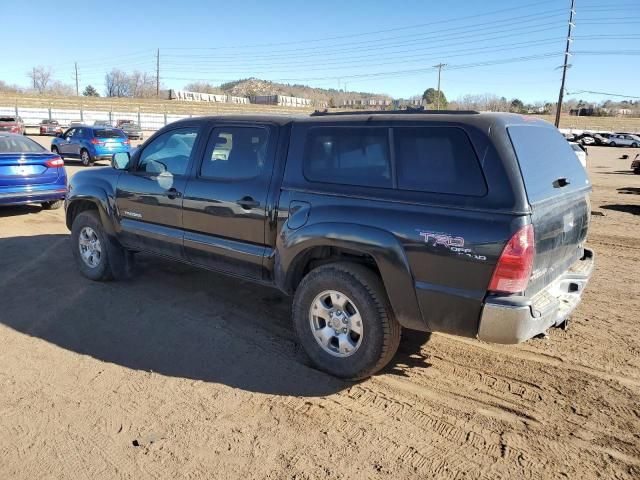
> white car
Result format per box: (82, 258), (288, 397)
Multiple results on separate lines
(569, 142), (587, 169)
(608, 134), (640, 148)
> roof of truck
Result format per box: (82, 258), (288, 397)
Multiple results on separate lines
(169, 111), (554, 129)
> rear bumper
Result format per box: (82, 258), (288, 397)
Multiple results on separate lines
(0, 188), (67, 205)
(478, 248), (595, 344)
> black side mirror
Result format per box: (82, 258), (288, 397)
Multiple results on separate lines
(112, 152), (130, 170)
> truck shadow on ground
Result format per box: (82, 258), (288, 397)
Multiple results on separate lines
(0, 233), (431, 397)
(601, 204), (640, 216)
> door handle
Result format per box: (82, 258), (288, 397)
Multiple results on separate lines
(236, 196), (259, 210)
(165, 188), (182, 199)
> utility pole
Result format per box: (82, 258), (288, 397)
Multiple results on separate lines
(32, 67), (36, 90)
(74, 62), (79, 96)
(433, 63), (447, 110)
(555, 0), (576, 127)
(156, 48), (160, 97)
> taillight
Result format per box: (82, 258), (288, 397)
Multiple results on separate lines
(45, 156), (64, 167)
(10, 126), (20, 133)
(488, 224), (535, 294)
(123, 138), (130, 145)
(90, 138), (100, 144)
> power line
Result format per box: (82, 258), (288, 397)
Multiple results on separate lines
(161, 15), (569, 61)
(160, 0), (560, 51)
(567, 90), (640, 99)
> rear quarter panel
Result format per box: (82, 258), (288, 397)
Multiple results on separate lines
(279, 118), (529, 337)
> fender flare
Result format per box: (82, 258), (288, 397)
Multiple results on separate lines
(65, 184), (117, 236)
(276, 222), (426, 331)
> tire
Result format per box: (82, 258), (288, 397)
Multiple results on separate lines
(610, 141), (617, 147)
(41, 200), (63, 210)
(632, 143), (638, 148)
(292, 262), (401, 380)
(71, 210), (134, 281)
(51, 146), (62, 158)
(80, 148), (91, 167)
(634, 169), (640, 175)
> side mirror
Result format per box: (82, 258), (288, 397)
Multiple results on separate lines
(112, 152), (130, 170)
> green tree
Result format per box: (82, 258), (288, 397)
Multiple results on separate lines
(422, 87), (447, 108)
(510, 98), (524, 113)
(83, 85), (100, 97)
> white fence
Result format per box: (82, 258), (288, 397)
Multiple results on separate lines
(0, 105), (190, 131)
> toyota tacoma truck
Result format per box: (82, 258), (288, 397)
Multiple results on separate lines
(65, 111), (594, 379)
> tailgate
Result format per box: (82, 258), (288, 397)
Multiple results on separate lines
(527, 191), (590, 295)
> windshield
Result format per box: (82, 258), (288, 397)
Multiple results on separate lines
(570, 144), (583, 152)
(0, 136), (46, 153)
(95, 129), (126, 138)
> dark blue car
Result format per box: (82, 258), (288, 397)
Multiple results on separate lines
(0, 133), (67, 209)
(51, 125), (131, 166)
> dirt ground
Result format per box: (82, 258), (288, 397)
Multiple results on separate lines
(0, 139), (638, 479)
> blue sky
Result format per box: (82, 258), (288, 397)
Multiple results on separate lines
(0, 0), (638, 103)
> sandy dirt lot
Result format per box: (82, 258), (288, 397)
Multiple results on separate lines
(0, 139), (638, 479)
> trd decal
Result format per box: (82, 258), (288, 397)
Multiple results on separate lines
(418, 230), (487, 261)
(419, 231), (465, 248)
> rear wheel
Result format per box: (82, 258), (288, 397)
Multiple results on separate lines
(41, 200), (63, 210)
(634, 169), (640, 175)
(71, 210), (134, 281)
(292, 262), (401, 380)
(610, 141), (617, 147)
(80, 149), (91, 167)
(632, 143), (638, 148)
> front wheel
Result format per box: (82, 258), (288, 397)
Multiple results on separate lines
(610, 141), (617, 147)
(632, 143), (638, 148)
(292, 262), (401, 380)
(71, 210), (134, 281)
(80, 149), (91, 166)
(634, 169), (640, 175)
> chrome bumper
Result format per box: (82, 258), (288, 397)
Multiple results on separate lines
(478, 248), (595, 344)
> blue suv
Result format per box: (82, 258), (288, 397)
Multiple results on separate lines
(52, 126), (131, 166)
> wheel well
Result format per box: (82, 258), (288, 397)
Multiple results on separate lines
(287, 246), (382, 294)
(66, 200), (98, 230)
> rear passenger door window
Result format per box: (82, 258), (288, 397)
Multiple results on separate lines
(393, 127), (487, 196)
(200, 126), (269, 180)
(303, 127), (392, 188)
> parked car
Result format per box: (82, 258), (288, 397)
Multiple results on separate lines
(569, 142), (587, 169)
(51, 126), (131, 166)
(608, 134), (640, 147)
(68, 120), (83, 128)
(631, 154), (640, 174)
(120, 122), (143, 140)
(592, 133), (611, 146)
(0, 116), (26, 135)
(575, 134), (595, 146)
(93, 120), (113, 127)
(65, 112), (594, 379)
(0, 133), (67, 209)
(39, 119), (63, 136)
(115, 119), (135, 128)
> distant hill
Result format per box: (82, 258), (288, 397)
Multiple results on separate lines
(213, 78), (393, 105)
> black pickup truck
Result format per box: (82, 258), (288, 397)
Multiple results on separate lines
(65, 111), (594, 379)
